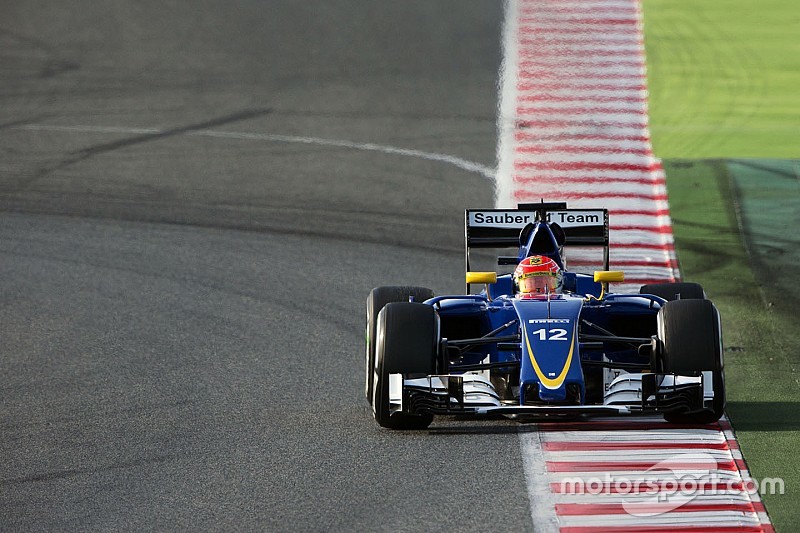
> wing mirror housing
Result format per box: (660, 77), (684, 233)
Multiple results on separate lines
(466, 271), (498, 285)
(594, 271), (625, 283)
(593, 271), (625, 298)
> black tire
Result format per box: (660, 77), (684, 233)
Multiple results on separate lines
(373, 302), (437, 430)
(640, 282), (705, 301)
(365, 286), (434, 404)
(657, 299), (725, 423)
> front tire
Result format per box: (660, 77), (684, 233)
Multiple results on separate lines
(365, 286), (434, 404)
(373, 302), (438, 430)
(657, 299), (725, 423)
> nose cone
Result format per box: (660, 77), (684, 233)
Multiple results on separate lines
(514, 296), (586, 405)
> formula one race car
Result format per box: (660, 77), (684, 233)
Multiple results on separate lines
(365, 202), (725, 429)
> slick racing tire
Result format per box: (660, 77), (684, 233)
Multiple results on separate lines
(657, 299), (725, 424)
(373, 302), (437, 430)
(640, 282), (706, 301)
(365, 286), (434, 405)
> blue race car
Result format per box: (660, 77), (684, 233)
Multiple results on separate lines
(365, 202), (724, 429)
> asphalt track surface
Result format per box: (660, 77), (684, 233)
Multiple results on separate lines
(0, 2), (545, 530)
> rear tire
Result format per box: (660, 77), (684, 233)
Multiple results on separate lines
(365, 286), (434, 404)
(640, 282), (705, 301)
(657, 299), (725, 423)
(373, 302), (437, 430)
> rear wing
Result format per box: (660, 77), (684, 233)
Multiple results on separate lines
(465, 203), (609, 285)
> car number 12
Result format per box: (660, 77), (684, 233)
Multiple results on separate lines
(531, 328), (568, 341)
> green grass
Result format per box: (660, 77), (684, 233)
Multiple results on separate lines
(643, 2), (800, 529)
(643, 0), (800, 159)
(664, 161), (799, 530)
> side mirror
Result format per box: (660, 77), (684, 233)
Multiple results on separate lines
(466, 271), (498, 285)
(594, 271), (625, 283)
(593, 271), (624, 298)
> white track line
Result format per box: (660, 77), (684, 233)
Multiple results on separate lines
(18, 124), (496, 180)
(519, 429), (561, 532)
(495, 0), (522, 208)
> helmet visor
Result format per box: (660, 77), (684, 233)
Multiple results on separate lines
(518, 272), (557, 294)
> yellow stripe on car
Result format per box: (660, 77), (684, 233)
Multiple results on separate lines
(524, 324), (575, 389)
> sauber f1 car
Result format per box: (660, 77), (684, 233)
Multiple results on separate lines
(365, 203), (725, 429)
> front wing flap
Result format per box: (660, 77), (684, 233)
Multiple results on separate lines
(393, 372), (713, 418)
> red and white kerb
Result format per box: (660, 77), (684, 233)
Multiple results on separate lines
(496, 0), (678, 291)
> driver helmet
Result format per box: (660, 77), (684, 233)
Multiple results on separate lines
(514, 255), (562, 295)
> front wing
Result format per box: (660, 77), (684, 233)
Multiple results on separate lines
(391, 372), (714, 418)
